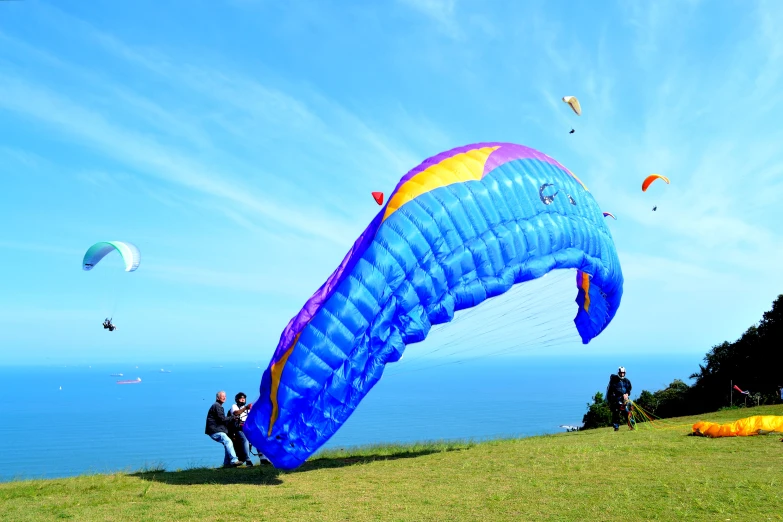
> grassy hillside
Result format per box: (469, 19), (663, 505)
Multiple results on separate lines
(2, 405), (782, 521)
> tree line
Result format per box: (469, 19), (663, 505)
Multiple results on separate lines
(582, 294), (783, 429)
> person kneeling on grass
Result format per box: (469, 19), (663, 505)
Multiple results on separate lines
(205, 390), (242, 467)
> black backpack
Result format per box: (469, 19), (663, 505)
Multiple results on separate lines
(606, 374), (621, 403)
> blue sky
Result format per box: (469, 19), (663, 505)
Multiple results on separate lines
(1, 0), (782, 366)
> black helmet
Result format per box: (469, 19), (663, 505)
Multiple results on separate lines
(235, 392), (247, 401)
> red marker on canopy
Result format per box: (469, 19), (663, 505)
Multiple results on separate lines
(372, 192), (384, 205)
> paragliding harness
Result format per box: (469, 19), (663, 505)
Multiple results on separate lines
(226, 417), (252, 463)
(620, 399), (636, 430)
(609, 397), (635, 430)
(227, 404), (272, 466)
(103, 318), (116, 332)
(236, 426), (272, 466)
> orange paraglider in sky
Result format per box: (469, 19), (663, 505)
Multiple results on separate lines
(642, 174), (670, 192)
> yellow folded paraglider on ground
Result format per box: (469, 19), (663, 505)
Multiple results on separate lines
(692, 415), (783, 437)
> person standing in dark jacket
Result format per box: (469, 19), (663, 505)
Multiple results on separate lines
(606, 367), (633, 431)
(205, 391), (243, 467)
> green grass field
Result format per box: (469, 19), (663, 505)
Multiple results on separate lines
(2, 405), (782, 521)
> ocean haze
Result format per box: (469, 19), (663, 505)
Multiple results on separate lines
(3, 353), (699, 482)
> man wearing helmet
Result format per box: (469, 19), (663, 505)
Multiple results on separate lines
(229, 392), (272, 466)
(228, 392), (254, 466)
(606, 367), (633, 431)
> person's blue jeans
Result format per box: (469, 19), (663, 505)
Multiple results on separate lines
(235, 430), (252, 463)
(210, 432), (239, 466)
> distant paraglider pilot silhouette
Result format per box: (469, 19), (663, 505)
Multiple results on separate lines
(83, 241), (139, 332)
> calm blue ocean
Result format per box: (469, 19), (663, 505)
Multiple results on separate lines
(0, 353), (701, 482)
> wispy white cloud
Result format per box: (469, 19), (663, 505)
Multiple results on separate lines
(65, 16), (423, 190)
(618, 251), (726, 285)
(142, 262), (315, 299)
(0, 240), (81, 257)
(1, 2), (448, 251)
(1, 73), (361, 242)
(73, 170), (135, 191)
(0, 306), (95, 320)
(397, 0), (460, 38)
(0, 146), (49, 172)
(530, 13), (573, 76)
(499, 1), (783, 353)
(749, 1), (783, 107)
(535, 4), (783, 253)
(2, 0), (782, 361)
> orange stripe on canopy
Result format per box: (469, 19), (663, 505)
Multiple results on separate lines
(580, 271), (591, 312)
(268, 333), (299, 436)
